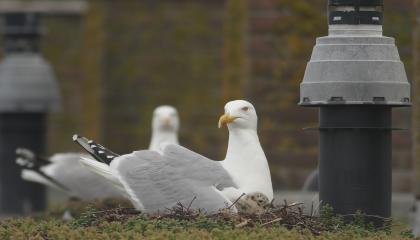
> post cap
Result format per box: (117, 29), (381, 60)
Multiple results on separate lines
(1, 13), (43, 53)
(328, 0), (383, 25)
(329, 0), (383, 6)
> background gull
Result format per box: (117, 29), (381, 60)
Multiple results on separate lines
(75, 100), (273, 214)
(149, 105), (180, 151)
(16, 149), (121, 200)
(75, 105), (180, 193)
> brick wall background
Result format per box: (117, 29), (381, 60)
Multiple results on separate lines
(36, 0), (415, 191)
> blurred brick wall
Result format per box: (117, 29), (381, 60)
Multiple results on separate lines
(45, 0), (227, 159)
(43, 15), (85, 153)
(244, 0), (325, 189)
(385, 1), (415, 192)
(41, 0), (414, 191)
(101, 1), (226, 159)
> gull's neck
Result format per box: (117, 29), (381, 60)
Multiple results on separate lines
(222, 128), (273, 200)
(149, 130), (179, 151)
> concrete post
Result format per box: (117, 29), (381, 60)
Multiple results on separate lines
(299, 0), (410, 224)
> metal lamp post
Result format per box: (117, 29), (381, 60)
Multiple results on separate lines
(0, 13), (60, 215)
(299, 0), (411, 223)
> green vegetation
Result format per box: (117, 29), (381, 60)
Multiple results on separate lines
(1, 218), (413, 240)
(0, 201), (416, 239)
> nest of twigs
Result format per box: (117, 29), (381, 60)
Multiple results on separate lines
(71, 198), (335, 235)
(160, 199), (328, 235)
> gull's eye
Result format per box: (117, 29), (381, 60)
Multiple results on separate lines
(241, 106), (249, 111)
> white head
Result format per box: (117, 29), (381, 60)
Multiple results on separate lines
(152, 105), (179, 133)
(218, 100), (258, 131)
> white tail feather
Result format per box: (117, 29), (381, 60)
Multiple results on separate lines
(79, 157), (125, 192)
(21, 169), (69, 193)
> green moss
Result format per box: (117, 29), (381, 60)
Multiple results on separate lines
(0, 215), (414, 240)
(0, 202), (414, 239)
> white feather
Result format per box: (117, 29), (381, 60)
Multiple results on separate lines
(79, 157), (125, 193)
(21, 169), (70, 194)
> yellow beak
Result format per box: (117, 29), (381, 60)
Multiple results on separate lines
(218, 113), (237, 128)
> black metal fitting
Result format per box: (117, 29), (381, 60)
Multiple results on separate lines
(328, 0), (383, 25)
(2, 13), (41, 53)
(329, 0), (383, 6)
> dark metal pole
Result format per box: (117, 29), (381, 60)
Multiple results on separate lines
(0, 114), (47, 214)
(319, 106), (392, 220)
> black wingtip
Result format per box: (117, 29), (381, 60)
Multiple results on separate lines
(72, 134), (119, 165)
(15, 148), (70, 192)
(72, 134), (95, 155)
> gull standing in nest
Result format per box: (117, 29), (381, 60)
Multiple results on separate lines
(74, 100), (273, 213)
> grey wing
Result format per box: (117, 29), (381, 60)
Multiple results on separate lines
(162, 144), (236, 189)
(111, 145), (236, 213)
(43, 153), (122, 200)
